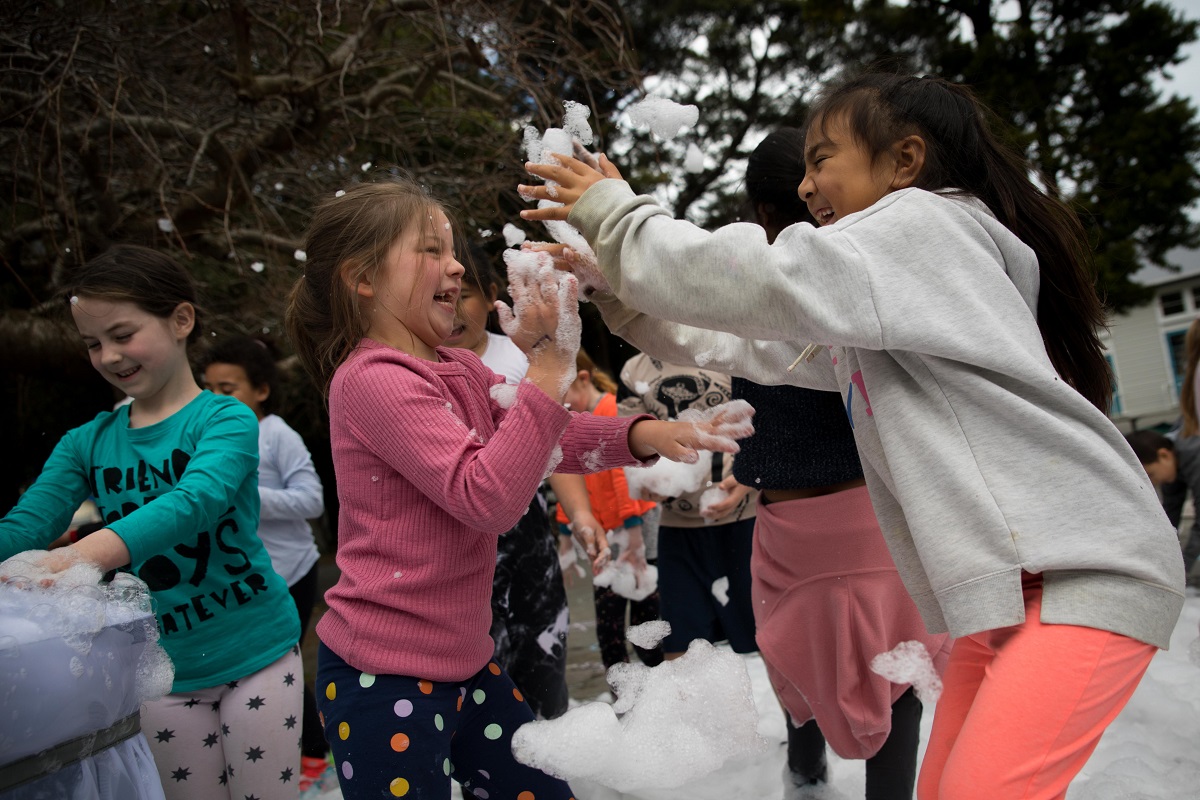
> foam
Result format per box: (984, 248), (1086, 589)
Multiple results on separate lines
(511, 638), (768, 791)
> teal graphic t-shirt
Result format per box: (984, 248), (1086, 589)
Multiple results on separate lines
(0, 392), (299, 692)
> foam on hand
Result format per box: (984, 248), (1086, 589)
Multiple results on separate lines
(499, 247), (582, 399)
(625, 450), (712, 500)
(520, 102), (612, 296)
(699, 484), (730, 518)
(678, 399), (756, 453)
(869, 640), (943, 703)
(511, 637), (768, 791)
(591, 528), (657, 601)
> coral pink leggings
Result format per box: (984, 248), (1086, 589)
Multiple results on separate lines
(917, 576), (1156, 799)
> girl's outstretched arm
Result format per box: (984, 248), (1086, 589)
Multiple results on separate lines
(627, 400), (756, 463)
(519, 153), (623, 221)
(5, 528), (131, 584)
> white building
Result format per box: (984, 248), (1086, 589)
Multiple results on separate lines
(1106, 248), (1200, 432)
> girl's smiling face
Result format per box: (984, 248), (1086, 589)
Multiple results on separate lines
(71, 296), (194, 402)
(360, 208), (465, 359)
(799, 112), (904, 226)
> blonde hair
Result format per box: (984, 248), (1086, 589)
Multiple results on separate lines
(1181, 318), (1200, 436)
(576, 349), (617, 394)
(285, 178), (447, 399)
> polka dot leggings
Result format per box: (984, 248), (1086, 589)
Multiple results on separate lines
(316, 642), (575, 800)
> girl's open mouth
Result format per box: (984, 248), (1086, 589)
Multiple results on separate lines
(115, 366), (141, 380)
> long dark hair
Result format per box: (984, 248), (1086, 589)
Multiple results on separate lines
(746, 127), (815, 239)
(806, 73), (1111, 412)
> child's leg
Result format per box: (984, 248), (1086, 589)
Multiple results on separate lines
(221, 647), (304, 800)
(628, 589), (664, 667)
(718, 518), (760, 652)
(450, 661), (575, 800)
(315, 642), (457, 800)
(918, 586), (1155, 800)
(786, 717), (828, 784)
(916, 635), (988, 799)
(865, 687), (922, 800)
(494, 500), (571, 719)
(657, 525), (719, 656)
(593, 584), (631, 670)
(141, 687), (228, 800)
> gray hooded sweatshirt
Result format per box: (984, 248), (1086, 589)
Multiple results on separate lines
(570, 181), (1184, 649)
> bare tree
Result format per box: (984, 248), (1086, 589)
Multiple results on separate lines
(0, 0), (638, 508)
(0, 0), (636, 358)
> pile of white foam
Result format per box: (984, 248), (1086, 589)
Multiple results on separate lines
(512, 622), (767, 791)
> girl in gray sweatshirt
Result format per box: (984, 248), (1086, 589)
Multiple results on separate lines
(518, 73), (1185, 798)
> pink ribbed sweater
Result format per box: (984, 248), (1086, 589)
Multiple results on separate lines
(318, 339), (648, 681)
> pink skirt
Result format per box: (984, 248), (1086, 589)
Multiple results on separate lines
(752, 485), (950, 759)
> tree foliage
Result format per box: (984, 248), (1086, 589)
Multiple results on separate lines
(0, 0), (638, 509)
(4, 0), (1200, 508)
(610, 0), (1200, 312)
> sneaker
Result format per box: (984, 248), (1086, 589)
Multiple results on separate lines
(298, 755), (331, 798)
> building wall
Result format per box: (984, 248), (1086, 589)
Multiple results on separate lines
(1107, 276), (1200, 432)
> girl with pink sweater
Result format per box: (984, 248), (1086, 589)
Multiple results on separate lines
(283, 177), (752, 800)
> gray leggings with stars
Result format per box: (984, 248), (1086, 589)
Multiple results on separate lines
(141, 647), (304, 800)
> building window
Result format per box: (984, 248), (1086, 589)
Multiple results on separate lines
(1161, 290), (1186, 316)
(1167, 328), (1191, 398)
(1105, 354), (1122, 415)
(1191, 285), (1200, 309)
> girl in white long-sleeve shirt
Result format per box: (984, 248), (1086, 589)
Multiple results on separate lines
(201, 335), (329, 787)
(518, 73), (1185, 799)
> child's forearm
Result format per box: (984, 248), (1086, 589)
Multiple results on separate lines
(524, 361), (573, 405)
(70, 528), (131, 571)
(547, 473), (590, 520)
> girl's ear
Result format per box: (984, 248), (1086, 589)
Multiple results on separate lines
(172, 302), (196, 340)
(254, 383), (271, 406)
(354, 273), (375, 299)
(889, 134), (927, 190)
(576, 369), (591, 386)
(339, 259), (373, 299)
(486, 283), (500, 304)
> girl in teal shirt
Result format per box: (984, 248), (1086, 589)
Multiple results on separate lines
(0, 245), (301, 800)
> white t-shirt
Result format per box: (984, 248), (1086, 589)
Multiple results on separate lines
(481, 332), (529, 385)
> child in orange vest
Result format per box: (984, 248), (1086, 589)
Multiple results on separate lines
(554, 350), (662, 672)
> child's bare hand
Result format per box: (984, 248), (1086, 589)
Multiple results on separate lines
(570, 516), (611, 573)
(629, 400), (756, 463)
(519, 152), (623, 221)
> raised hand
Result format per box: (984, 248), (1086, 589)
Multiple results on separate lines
(520, 241), (612, 296)
(495, 248), (581, 402)
(628, 399), (756, 464)
(518, 152), (623, 222)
